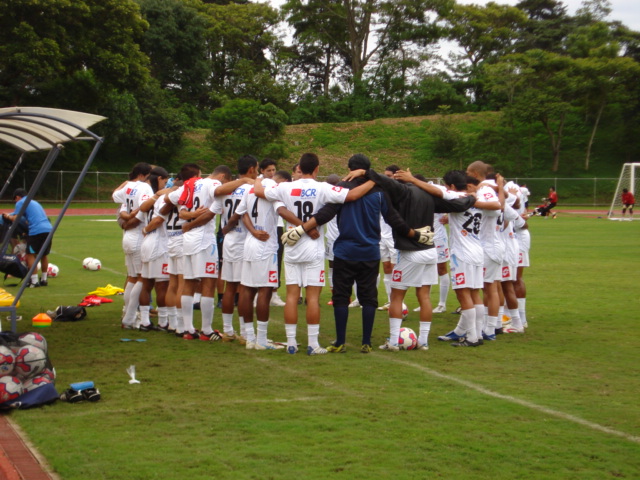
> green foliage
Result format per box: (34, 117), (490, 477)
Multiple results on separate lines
(208, 99), (288, 161)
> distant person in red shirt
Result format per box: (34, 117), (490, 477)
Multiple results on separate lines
(622, 188), (635, 218)
(536, 186), (557, 218)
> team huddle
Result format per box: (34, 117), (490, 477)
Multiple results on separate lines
(112, 154), (531, 355)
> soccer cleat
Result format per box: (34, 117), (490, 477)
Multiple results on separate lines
(156, 324), (170, 332)
(138, 322), (158, 332)
(417, 343), (429, 351)
(432, 304), (447, 314)
(60, 388), (84, 403)
(453, 306), (462, 314)
(482, 332), (497, 341)
(28, 281), (40, 288)
(413, 306), (421, 312)
(378, 340), (399, 352)
(182, 330), (200, 340)
(121, 322), (136, 330)
(82, 387), (101, 402)
(307, 345), (328, 356)
(437, 331), (466, 342)
(348, 299), (361, 308)
(360, 344), (372, 354)
(200, 330), (222, 341)
(503, 326), (524, 333)
(39, 279), (48, 287)
(495, 327), (504, 335)
(236, 335), (247, 346)
(245, 340), (256, 350)
(221, 332), (237, 342)
(254, 340), (285, 350)
(286, 345), (298, 355)
(552, 212), (557, 219)
(378, 302), (390, 311)
(326, 344), (346, 353)
(451, 339), (481, 347)
(297, 297), (303, 305)
(270, 294), (286, 307)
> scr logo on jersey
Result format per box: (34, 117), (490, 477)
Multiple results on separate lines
(290, 188), (317, 198)
(205, 262), (217, 274)
(268, 271), (277, 283)
(233, 187), (246, 196)
(455, 273), (466, 285)
(126, 188), (135, 195)
(162, 264), (168, 275)
(392, 270), (402, 282)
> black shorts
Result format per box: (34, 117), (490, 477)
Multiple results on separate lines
(332, 257), (379, 308)
(27, 232), (52, 256)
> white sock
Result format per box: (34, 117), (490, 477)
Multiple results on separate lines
(157, 306), (168, 327)
(30, 274), (38, 284)
(418, 321), (431, 346)
(257, 320), (269, 345)
(497, 305), (504, 327)
(475, 305), (485, 339)
(176, 312), (184, 333)
(383, 274), (392, 302)
(181, 295), (194, 333)
(222, 313), (234, 335)
(193, 292), (202, 303)
(460, 308), (477, 342)
(285, 324), (297, 348)
(123, 281), (135, 310)
(167, 306), (178, 330)
(485, 316), (498, 335)
(123, 281), (142, 325)
(238, 316), (246, 337)
(389, 317), (402, 346)
(200, 296), (215, 334)
(41, 272), (48, 282)
(308, 324), (320, 349)
(328, 267), (333, 289)
(517, 298), (527, 326)
(139, 305), (150, 326)
(509, 308), (523, 329)
(438, 273), (449, 306)
(245, 321), (256, 342)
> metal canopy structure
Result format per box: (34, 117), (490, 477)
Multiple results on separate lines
(0, 107), (106, 332)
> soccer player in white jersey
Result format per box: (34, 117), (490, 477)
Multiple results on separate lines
(466, 161), (505, 341)
(112, 162), (153, 329)
(254, 153), (373, 355)
(136, 167), (171, 331)
(167, 165), (252, 340)
(513, 184), (531, 328)
(377, 216), (395, 311)
(499, 184), (526, 334)
(218, 155), (259, 341)
(236, 174), (300, 350)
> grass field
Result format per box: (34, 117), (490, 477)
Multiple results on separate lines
(2, 214), (640, 479)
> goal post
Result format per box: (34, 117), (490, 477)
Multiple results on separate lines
(608, 163), (640, 220)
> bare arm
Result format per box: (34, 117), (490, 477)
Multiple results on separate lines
(242, 213), (269, 242)
(394, 170), (444, 198)
(142, 216), (165, 235)
(214, 177), (255, 197)
(182, 210), (215, 232)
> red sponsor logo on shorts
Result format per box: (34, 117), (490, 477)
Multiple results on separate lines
(162, 264), (168, 274)
(268, 271), (277, 283)
(205, 262), (217, 274)
(518, 252), (523, 264)
(502, 266), (510, 278)
(392, 270), (402, 282)
(455, 272), (466, 285)
(319, 270), (325, 282)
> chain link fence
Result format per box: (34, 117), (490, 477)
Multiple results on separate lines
(1, 170), (619, 206)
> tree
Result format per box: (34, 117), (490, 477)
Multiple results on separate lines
(514, 0), (574, 53)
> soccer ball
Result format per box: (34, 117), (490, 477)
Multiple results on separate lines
(402, 303), (409, 319)
(47, 263), (59, 277)
(0, 345), (15, 377)
(13, 345), (47, 379)
(0, 376), (23, 403)
(18, 332), (48, 354)
(397, 327), (418, 350)
(22, 374), (53, 393)
(83, 257), (94, 269)
(40, 367), (56, 382)
(87, 258), (101, 271)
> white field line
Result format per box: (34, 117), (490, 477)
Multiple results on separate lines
(387, 356), (640, 445)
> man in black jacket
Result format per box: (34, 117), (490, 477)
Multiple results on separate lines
(345, 167), (476, 351)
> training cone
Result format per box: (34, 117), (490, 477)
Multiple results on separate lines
(32, 312), (52, 328)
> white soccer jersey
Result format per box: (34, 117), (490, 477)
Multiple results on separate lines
(138, 197), (169, 263)
(502, 204), (520, 267)
(446, 191), (484, 266)
(219, 182), (251, 262)
(476, 183), (505, 264)
(168, 178), (222, 255)
(429, 184), (449, 245)
(165, 201), (185, 258)
(237, 178), (284, 261)
(113, 180), (153, 254)
(264, 178), (348, 263)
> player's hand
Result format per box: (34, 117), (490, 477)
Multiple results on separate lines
(343, 169), (366, 182)
(439, 214), (448, 225)
(414, 226), (434, 245)
(307, 227), (320, 240)
(253, 230), (270, 242)
(394, 169), (414, 183)
(281, 225), (305, 246)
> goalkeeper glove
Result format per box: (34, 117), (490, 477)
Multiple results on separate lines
(281, 225), (306, 247)
(414, 226), (434, 246)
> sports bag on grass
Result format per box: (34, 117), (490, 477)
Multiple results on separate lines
(52, 306), (87, 322)
(0, 253), (28, 281)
